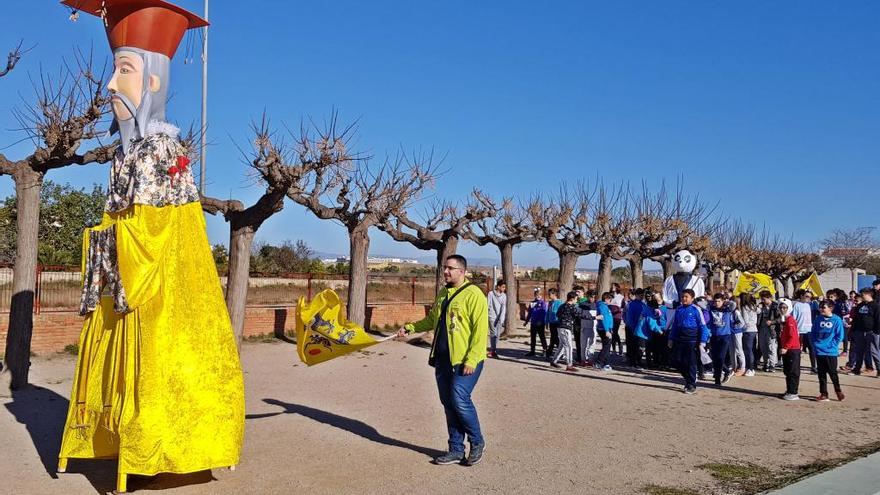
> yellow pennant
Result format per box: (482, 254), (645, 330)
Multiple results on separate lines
(296, 289), (389, 366)
(733, 272), (777, 296)
(799, 272), (824, 298)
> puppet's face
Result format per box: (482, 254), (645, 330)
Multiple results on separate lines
(672, 250), (697, 274)
(107, 51), (160, 120)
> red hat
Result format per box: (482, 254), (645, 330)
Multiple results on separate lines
(61, 0), (208, 59)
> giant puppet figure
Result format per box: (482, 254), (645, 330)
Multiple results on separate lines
(57, 1), (244, 492)
(662, 249), (706, 310)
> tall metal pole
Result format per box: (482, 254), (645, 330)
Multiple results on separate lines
(199, 0), (209, 194)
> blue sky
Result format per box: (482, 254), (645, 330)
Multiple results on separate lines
(2, 1), (878, 268)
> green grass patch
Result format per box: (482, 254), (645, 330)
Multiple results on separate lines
(698, 442), (880, 494)
(699, 462), (770, 484)
(63, 343), (79, 355)
(242, 333), (280, 344)
(642, 484), (700, 495)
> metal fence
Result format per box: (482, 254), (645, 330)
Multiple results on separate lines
(0, 263), (619, 314)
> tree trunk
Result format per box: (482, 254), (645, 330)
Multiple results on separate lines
(435, 237), (459, 294)
(557, 251), (579, 295)
(597, 254), (613, 294)
(660, 258), (673, 280)
(719, 270), (728, 290)
(629, 257), (644, 289)
(784, 277), (795, 298)
(225, 222), (255, 353)
(499, 242), (517, 338)
(4, 169), (43, 390)
(347, 226), (370, 327)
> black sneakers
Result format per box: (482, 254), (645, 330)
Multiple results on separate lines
(432, 451), (465, 465)
(466, 443), (485, 466)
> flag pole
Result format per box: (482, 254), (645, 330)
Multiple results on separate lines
(199, 0), (209, 194)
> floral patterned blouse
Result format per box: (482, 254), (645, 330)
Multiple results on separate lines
(80, 123), (198, 315)
(106, 129), (199, 212)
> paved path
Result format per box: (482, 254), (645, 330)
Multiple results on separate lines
(768, 452), (880, 495)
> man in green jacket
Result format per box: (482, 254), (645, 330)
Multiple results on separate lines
(398, 254), (489, 466)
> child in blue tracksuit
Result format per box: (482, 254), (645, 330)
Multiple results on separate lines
(645, 295), (668, 368)
(708, 293), (735, 386)
(625, 289), (649, 368)
(545, 288), (563, 358)
(812, 300), (846, 401)
(594, 292), (615, 370)
(668, 289), (710, 394)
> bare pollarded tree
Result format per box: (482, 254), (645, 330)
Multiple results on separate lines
(821, 227), (878, 288)
(591, 184), (632, 293)
(528, 183), (597, 295)
(249, 114), (437, 325)
(200, 117), (294, 349)
(1, 50), (117, 389)
(377, 193), (494, 294)
(465, 192), (538, 337)
(621, 182), (715, 288)
(0, 40), (27, 78)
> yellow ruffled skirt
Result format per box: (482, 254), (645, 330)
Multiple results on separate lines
(59, 201), (245, 476)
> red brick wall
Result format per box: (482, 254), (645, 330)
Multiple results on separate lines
(0, 303), (433, 355)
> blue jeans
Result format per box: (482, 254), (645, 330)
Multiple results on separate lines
(435, 360), (484, 454)
(710, 334), (732, 382)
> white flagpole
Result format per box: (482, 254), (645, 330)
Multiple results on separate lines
(199, 0), (209, 194)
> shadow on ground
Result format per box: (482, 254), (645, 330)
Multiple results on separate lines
(248, 398), (444, 458)
(4, 385), (217, 494)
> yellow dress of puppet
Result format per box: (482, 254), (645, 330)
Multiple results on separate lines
(57, 1), (244, 492)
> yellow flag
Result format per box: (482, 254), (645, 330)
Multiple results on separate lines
(296, 289), (386, 366)
(799, 273), (824, 298)
(733, 272), (776, 296)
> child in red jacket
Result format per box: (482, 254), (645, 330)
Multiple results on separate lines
(778, 298), (801, 400)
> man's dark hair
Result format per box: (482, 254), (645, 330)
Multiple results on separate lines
(713, 292), (724, 300)
(873, 278), (880, 286)
(445, 254), (467, 270)
(794, 289), (806, 299)
(586, 289), (596, 298)
(818, 300), (835, 310)
(860, 287), (874, 296)
(682, 288), (696, 298)
(573, 284), (585, 292)
(548, 288), (558, 295)
(632, 288), (645, 297)
(495, 279), (506, 288)
(758, 290), (773, 299)
(601, 291), (613, 301)
(566, 291), (579, 301)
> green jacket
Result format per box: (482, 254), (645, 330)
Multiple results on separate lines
(405, 281), (488, 368)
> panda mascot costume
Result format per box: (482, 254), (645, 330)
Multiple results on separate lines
(662, 249), (706, 314)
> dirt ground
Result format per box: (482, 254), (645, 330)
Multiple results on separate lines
(2, 332), (879, 495)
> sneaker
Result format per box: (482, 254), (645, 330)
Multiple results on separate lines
(550, 362), (561, 369)
(684, 387), (697, 395)
(722, 372), (733, 384)
(782, 393), (800, 401)
(432, 451), (465, 465)
(816, 395), (830, 402)
(767, 367), (776, 373)
(698, 373), (706, 381)
(565, 366), (579, 373)
(744, 369), (755, 377)
(836, 390), (846, 401)
(488, 351), (498, 359)
(715, 379), (722, 387)
(601, 365), (612, 372)
(466, 443), (485, 466)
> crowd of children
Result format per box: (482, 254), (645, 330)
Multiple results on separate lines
(521, 280), (880, 401)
